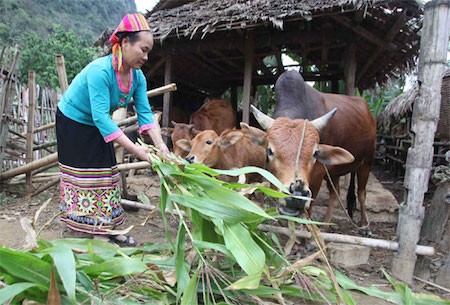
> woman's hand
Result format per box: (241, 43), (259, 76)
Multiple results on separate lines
(157, 141), (170, 156)
(134, 144), (151, 161)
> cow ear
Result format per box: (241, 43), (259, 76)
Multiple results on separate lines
(192, 128), (201, 136)
(161, 127), (174, 137)
(176, 139), (192, 152)
(220, 131), (243, 147)
(315, 144), (354, 165)
(240, 122), (267, 146)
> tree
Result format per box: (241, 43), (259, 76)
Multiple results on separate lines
(19, 25), (101, 89)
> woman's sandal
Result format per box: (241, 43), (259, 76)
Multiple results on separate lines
(108, 235), (137, 247)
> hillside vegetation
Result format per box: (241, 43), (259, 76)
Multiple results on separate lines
(0, 0), (138, 87)
(0, 0), (137, 45)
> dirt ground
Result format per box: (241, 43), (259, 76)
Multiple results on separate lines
(0, 163), (449, 304)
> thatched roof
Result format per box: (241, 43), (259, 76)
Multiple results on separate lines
(379, 69), (450, 139)
(140, 0), (422, 105)
(379, 83), (418, 130)
(149, 0), (386, 40)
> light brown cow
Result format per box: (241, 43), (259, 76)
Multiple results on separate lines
(245, 70), (376, 231)
(177, 129), (266, 183)
(242, 110), (355, 215)
(162, 99), (236, 157)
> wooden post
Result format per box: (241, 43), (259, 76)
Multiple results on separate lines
(0, 47), (20, 173)
(55, 55), (68, 93)
(344, 43), (356, 96)
(25, 71), (36, 193)
(391, 0), (450, 284)
(162, 56), (173, 130)
(242, 31), (254, 124)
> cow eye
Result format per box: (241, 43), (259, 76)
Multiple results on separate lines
(206, 140), (212, 145)
(267, 147), (274, 157)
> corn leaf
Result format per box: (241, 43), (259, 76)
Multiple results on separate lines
(222, 222), (265, 279)
(170, 194), (263, 223)
(336, 270), (402, 303)
(175, 221), (190, 301)
(192, 240), (232, 257)
(45, 245), (76, 302)
(180, 266), (200, 305)
(182, 174), (271, 219)
(50, 238), (121, 258)
(0, 282), (38, 304)
(0, 247), (51, 288)
(226, 272), (262, 290)
(82, 257), (148, 276)
(188, 164), (289, 193)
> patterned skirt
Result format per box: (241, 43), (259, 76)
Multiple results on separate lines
(56, 108), (124, 234)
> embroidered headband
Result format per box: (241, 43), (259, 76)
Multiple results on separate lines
(109, 13), (151, 71)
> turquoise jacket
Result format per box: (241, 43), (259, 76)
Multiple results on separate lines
(57, 54), (156, 142)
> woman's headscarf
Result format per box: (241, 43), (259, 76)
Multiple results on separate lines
(109, 13), (151, 72)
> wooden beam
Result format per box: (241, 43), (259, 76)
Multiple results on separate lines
(356, 12), (409, 82)
(242, 32), (255, 124)
(210, 49), (242, 69)
(331, 15), (398, 51)
(194, 53), (229, 75)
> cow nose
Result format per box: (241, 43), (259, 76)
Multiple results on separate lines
(185, 155), (195, 163)
(289, 180), (310, 197)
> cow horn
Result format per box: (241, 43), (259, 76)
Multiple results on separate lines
(311, 108), (337, 132)
(250, 105), (274, 130)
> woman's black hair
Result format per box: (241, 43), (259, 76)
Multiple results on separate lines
(105, 31), (149, 55)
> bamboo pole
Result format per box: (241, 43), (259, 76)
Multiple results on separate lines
(0, 152), (58, 180)
(392, 0), (450, 284)
(25, 71), (36, 192)
(55, 55), (68, 93)
(258, 224), (435, 257)
(147, 83), (176, 98)
(33, 122), (55, 134)
(117, 161), (152, 171)
(29, 177), (59, 197)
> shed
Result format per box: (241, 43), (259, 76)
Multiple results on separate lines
(377, 69), (450, 176)
(130, 0), (423, 125)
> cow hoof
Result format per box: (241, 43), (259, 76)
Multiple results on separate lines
(359, 229), (372, 237)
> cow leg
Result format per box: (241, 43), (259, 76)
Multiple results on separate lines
(356, 162), (371, 229)
(323, 176), (340, 227)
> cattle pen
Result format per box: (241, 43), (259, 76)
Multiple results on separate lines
(0, 0), (449, 301)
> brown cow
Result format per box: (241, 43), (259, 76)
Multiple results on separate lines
(245, 70), (376, 229)
(162, 99), (236, 157)
(177, 129), (266, 183)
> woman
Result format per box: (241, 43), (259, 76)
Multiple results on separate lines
(56, 13), (169, 246)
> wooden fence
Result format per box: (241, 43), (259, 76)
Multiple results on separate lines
(0, 45), (177, 196)
(0, 46), (59, 175)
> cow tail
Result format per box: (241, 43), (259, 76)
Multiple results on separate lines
(346, 172), (356, 219)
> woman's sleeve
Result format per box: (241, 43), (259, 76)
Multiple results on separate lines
(133, 70), (157, 134)
(87, 66), (123, 142)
